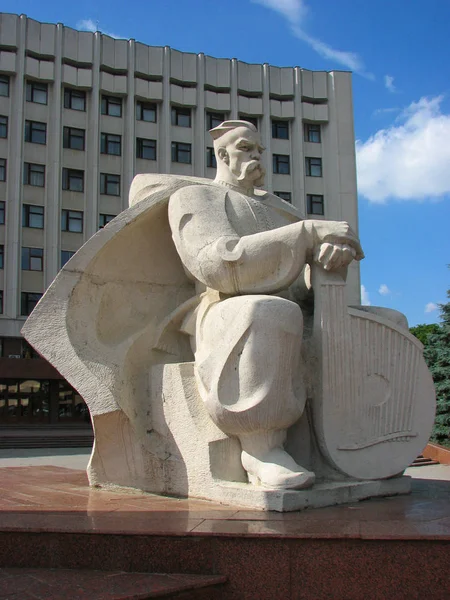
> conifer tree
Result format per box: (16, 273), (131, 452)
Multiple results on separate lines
(424, 286), (450, 446)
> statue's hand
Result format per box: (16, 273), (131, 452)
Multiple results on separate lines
(309, 220), (364, 260)
(315, 242), (356, 271)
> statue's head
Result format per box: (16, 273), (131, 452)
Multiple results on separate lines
(210, 120), (266, 188)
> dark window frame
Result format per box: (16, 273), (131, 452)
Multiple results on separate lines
(101, 95), (122, 117)
(171, 141), (192, 164)
(22, 204), (44, 229)
(304, 123), (321, 143)
(100, 173), (121, 196)
(275, 191), (292, 203)
(273, 154), (290, 175)
(23, 163), (45, 187)
(272, 120), (289, 140)
(207, 111), (225, 130)
(0, 201), (5, 225)
(0, 115), (7, 139)
(0, 75), (10, 97)
(171, 106), (191, 128)
(64, 88), (86, 111)
(305, 157), (323, 177)
(63, 126), (85, 151)
(26, 81), (48, 105)
(206, 147), (217, 169)
(20, 292), (43, 316)
(21, 247), (44, 272)
(0, 245), (3, 269)
(99, 213), (116, 228)
(136, 138), (156, 160)
(61, 209), (83, 233)
(307, 194), (325, 215)
(25, 121), (47, 145)
(136, 101), (157, 122)
(100, 132), (122, 156)
(61, 250), (75, 268)
(0, 158), (6, 182)
(62, 168), (84, 193)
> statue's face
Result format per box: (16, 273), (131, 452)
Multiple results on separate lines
(221, 127), (266, 187)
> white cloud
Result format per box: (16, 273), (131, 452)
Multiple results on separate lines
(378, 284), (391, 296)
(252, 0), (371, 77)
(425, 302), (438, 313)
(361, 285), (371, 306)
(384, 75), (396, 93)
(373, 107), (400, 117)
(356, 95), (450, 202)
(77, 18), (121, 39)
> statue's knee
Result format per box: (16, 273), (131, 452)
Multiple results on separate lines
(247, 296), (302, 335)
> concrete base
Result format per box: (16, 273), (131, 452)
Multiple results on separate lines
(196, 475), (412, 512)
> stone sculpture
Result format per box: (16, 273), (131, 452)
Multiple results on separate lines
(22, 121), (436, 511)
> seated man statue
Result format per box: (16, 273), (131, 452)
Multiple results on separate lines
(22, 119), (435, 509)
(168, 120), (363, 490)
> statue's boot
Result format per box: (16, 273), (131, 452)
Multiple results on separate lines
(241, 447), (315, 490)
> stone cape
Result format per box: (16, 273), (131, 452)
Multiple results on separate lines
(22, 173), (436, 511)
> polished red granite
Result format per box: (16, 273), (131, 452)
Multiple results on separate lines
(0, 568), (226, 599)
(0, 466), (449, 599)
(0, 466), (449, 539)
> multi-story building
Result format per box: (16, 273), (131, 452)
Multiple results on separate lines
(0, 13), (360, 442)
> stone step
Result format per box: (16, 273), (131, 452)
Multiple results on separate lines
(0, 436), (93, 449)
(410, 455), (440, 467)
(0, 567), (227, 599)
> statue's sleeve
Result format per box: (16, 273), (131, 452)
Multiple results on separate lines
(168, 185), (314, 295)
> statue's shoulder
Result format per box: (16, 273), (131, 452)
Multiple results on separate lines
(255, 189), (303, 221)
(129, 174), (219, 208)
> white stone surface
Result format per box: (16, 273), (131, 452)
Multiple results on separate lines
(22, 121), (436, 511)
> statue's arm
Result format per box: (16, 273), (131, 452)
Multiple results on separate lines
(169, 186), (351, 295)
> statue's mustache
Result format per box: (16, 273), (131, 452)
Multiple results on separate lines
(237, 160), (266, 181)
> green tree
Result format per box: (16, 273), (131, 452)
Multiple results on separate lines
(410, 323), (441, 345)
(423, 289), (450, 446)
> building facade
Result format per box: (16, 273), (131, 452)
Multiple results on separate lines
(0, 13), (360, 437)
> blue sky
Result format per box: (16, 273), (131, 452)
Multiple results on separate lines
(5, 0), (450, 326)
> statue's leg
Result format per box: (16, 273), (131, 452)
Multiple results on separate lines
(194, 294), (315, 490)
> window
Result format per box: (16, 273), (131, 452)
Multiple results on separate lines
(272, 120), (289, 139)
(26, 81), (48, 105)
(64, 88), (86, 111)
(0, 159), (5, 182)
(101, 133), (121, 156)
(305, 157), (323, 177)
(275, 191), (291, 203)
(61, 250), (75, 268)
(273, 154), (290, 175)
(171, 107), (191, 128)
(100, 173), (120, 196)
(101, 95), (122, 117)
(63, 127), (85, 151)
(307, 194), (324, 215)
(171, 142), (192, 164)
(207, 112), (225, 130)
(136, 101), (156, 122)
(0, 290), (2, 313)
(0, 75), (9, 97)
(23, 204), (44, 229)
(99, 213), (116, 228)
(21, 292), (43, 316)
(62, 168), (84, 192)
(23, 163), (45, 187)
(304, 123), (321, 143)
(0, 202), (4, 225)
(136, 138), (156, 160)
(21, 247), (43, 271)
(0, 116), (7, 139)
(239, 115), (258, 129)
(61, 209), (83, 233)
(0, 245), (3, 269)
(206, 147), (217, 169)
(25, 121), (46, 145)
